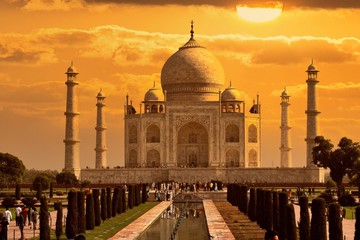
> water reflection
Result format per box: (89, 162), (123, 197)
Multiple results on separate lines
(137, 203), (209, 240)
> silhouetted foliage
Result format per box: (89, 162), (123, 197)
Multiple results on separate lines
(21, 197), (38, 208)
(264, 190), (273, 230)
(278, 191), (288, 240)
(39, 196), (50, 240)
(49, 182), (53, 198)
(54, 201), (63, 240)
(56, 172), (78, 190)
(100, 188), (107, 222)
(77, 191), (86, 234)
(0, 152), (26, 188)
(112, 187), (120, 217)
(338, 194), (356, 206)
(121, 187), (126, 213)
(66, 190), (78, 239)
(86, 193), (95, 230)
(142, 184), (148, 204)
(15, 183), (21, 200)
(92, 189), (101, 226)
(248, 188), (256, 222)
(286, 204), (297, 240)
(310, 198), (327, 240)
(1, 196), (17, 208)
(106, 187), (112, 219)
(33, 175), (50, 199)
(299, 196), (310, 240)
(355, 206), (360, 240)
(328, 202), (343, 240)
(128, 185), (134, 209)
(272, 191), (280, 233)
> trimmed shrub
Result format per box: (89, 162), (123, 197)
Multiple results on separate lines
(106, 187), (112, 219)
(338, 194), (356, 206)
(54, 202), (63, 240)
(318, 192), (335, 205)
(100, 189), (107, 222)
(310, 198), (327, 240)
(355, 206), (360, 240)
(328, 202), (343, 240)
(92, 189), (101, 226)
(121, 187), (126, 213)
(286, 204), (297, 240)
(299, 196), (310, 240)
(128, 185), (134, 209)
(77, 191), (86, 234)
(49, 182), (53, 198)
(134, 184), (140, 207)
(256, 188), (262, 227)
(248, 188), (256, 222)
(118, 187), (123, 214)
(66, 190), (78, 239)
(39, 196), (50, 240)
(86, 193), (95, 230)
(112, 187), (120, 217)
(15, 183), (21, 200)
(278, 191), (288, 240)
(264, 190), (273, 230)
(272, 191), (279, 233)
(21, 197), (38, 208)
(1, 196), (17, 208)
(142, 184), (148, 204)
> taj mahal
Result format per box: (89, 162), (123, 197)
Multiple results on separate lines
(63, 23), (324, 184)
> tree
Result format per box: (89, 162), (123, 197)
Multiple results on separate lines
(272, 191), (279, 233)
(86, 193), (95, 230)
(39, 196), (50, 240)
(100, 188), (107, 222)
(66, 190), (78, 239)
(54, 202), (63, 240)
(92, 189), (101, 226)
(56, 172), (79, 190)
(312, 136), (359, 197)
(106, 187), (112, 219)
(77, 191), (86, 234)
(0, 152), (26, 188)
(286, 204), (297, 240)
(278, 191), (288, 240)
(248, 188), (256, 222)
(15, 183), (21, 200)
(328, 202), (342, 240)
(299, 196), (310, 240)
(355, 206), (360, 240)
(33, 175), (51, 199)
(310, 198), (327, 240)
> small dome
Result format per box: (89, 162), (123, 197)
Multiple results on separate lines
(281, 89), (288, 97)
(97, 90), (105, 98)
(306, 61), (319, 72)
(222, 86), (242, 101)
(144, 85), (164, 101)
(66, 62), (78, 74)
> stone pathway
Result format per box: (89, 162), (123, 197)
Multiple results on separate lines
(203, 200), (235, 239)
(108, 201), (172, 240)
(213, 201), (265, 240)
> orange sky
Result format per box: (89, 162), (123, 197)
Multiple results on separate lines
(0, 0), (359, 171)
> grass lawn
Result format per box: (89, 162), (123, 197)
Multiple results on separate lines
(30, 202), (159, 240)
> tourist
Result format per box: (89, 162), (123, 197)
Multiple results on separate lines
(30, 207), (38, 230)
(264, 229), (279, 240)
(15, 206), (22, 226)
(18, 213), (24, 240)
(4, 208), (12, 227)
(21, 207), (28, 226)
(75, 234), (86, 240)
(0, 217), (9, 240)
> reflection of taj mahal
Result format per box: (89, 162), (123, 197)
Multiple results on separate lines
(124, 24), (260, 169)
(67, 23), (324, 183)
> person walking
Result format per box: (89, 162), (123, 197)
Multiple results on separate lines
(0, 217), (9, 240)
(18, 213), (24, 240)
(15, 206), (22, 226)
(30, 207), (38, 230)
(4, 208), (12, 227)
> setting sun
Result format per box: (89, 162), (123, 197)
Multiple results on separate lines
(236, 2), (283, 23)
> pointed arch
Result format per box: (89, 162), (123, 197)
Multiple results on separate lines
(226, 124), (239, 142)
(146, 124), (160, 143)
(248, 124), (257, 143)
(226, 149), (239, 167)
(147, 149), (160, 167)
(129, 125), (137, 143)
(248, 149), (258, 167)
(128, 149), (137, 168)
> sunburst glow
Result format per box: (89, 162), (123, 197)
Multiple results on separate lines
(236, 2), (283, 23)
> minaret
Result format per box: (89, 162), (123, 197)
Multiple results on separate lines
(280, 88), (292, 167)
(305, 61), (320, 167)
(64, 62), (81, 178)
(95, 89), (107, 169)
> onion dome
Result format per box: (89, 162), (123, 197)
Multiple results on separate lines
(161, 21), (225, 101)
(221, 82), (242, 101)
(144, 82), (164, 101)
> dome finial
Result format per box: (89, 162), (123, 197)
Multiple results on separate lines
(190, 20), (194, 39)
(229, 80), (232, 87)
(311, 58), (314, 65)
(153, 81), (156, 88)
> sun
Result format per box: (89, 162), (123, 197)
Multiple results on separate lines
(236, 2), (283, 23)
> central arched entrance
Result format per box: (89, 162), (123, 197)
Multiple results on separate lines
(177, 121), (209, 167)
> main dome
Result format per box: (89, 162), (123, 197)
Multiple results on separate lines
(161, 26), (225, 101)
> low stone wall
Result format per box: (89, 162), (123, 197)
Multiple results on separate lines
(80, 167), (325, 184)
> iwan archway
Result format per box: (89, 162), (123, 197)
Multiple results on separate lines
(177, 122), (209, 167)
